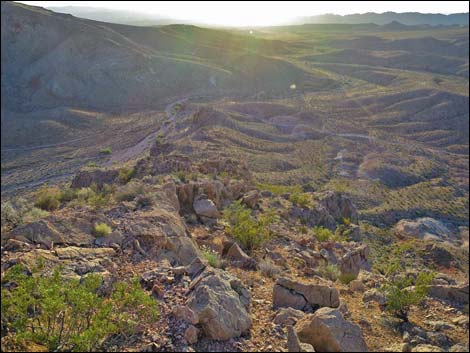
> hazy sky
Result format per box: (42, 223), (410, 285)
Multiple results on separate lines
(19, 1), (470, 26)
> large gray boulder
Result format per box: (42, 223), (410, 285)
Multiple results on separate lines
(297, 307), (368, 352)
(273, 277), (339, 311)
(394, 218), (458, 243)
(193, 196), (220, 218)
(187, 268), (252, 340)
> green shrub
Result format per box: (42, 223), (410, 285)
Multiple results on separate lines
(223, 201), (276, 251)
(59, 188), (79, 202)
(1, 265), (158, 352)
(99, 147), (112, 155)
(118, 167), (135, 183)
(93, 222), (111, 237)
(313, 226), (334, 242)
(34, 186), (61, 211)
(290, 187), (313, 208)
(1, 199), (49, 232)
(22, 207), (49, 224)
(1, 201), (22, 231)
(381, 270), (435, 321)
(201, 248), (222, 268)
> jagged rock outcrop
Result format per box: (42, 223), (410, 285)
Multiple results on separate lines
(3, 214), (98, 249)
(339, 244), (371, 277)
(187, 268), (252, 340)
(273, 277), (340, 311)
(297, 307), (368, 352)
(290, 191), (359, 230)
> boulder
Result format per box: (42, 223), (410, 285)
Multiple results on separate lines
(172, 305), (199, 325)
(225, 243), (256, 269)
(184, 325), (199, 345)
(363, 289), (387, 307)
(5, 218), (94, 249)
(411, 344), (443, 352)
(54, 246), (115, 260)
(427, 284), (469, 304)
(241, 190), (260, 209)
(349, 279), (366, 292)
(287, 325), (315, 352)
(339, 244), (370, 277)
(193, 196), (219, 218)
(394, 218), (457, 243)
(274, 307), (305, 326)
(273, 277), (339, 311)
(187, 268), (251, 340)
(297, 307), (368, 352)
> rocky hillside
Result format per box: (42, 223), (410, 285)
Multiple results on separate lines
(1, 2), (469, 352)
(1, 132), (469, 351)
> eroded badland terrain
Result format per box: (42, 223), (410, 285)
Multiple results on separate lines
(1, 2), (469, 352)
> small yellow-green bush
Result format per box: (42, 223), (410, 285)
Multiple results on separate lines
(290, 186), (314, 208)
(93, 222), (111, 237)
(118, 167), (135, 183)
(223, 201), (276, 251)
(100, 147), (112, 155)
(201, 248), (222, 268)
(313, 226), (334, 242)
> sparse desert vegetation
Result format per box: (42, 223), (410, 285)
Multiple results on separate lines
(1, 1), (468, 352)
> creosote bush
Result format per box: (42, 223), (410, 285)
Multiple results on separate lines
(93, 222), (112, 237)
(1, 264), (158, 352)
(118, 167), (135, 183)
(1, 199), (49, 232)
(99, 147), (112, 155)
(34, 186), (61, 211)
(380, 269), (435, 322)
(222, 201), (277, 252)
(313, 226), (334, 242)
(289, 186), (314, 208)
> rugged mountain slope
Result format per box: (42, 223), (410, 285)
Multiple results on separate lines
(1, 2), (469, 353)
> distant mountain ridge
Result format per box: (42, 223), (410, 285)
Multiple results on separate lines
(38, 5), (470, 27)
(296, 12), (469, 26)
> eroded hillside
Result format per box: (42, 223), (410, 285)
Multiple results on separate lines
(1, 2), (469, 352)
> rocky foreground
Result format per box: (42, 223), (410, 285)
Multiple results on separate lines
(1, 145), (469, 352)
